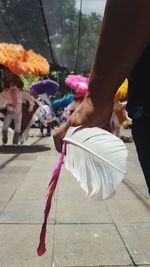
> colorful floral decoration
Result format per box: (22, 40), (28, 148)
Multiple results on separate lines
(65, 74), (89, 96)
(52, 93), (74, 108)
(0, 43), (50, 75)
(65, 75), (128, 102)
(114, 79), (128, 103)
(30, 79), (59, 95)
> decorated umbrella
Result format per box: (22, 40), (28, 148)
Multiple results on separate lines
(66, 75), (128, 102)
(52, 93), (74, 109)
(30, 79), (59, 105)
(0, 43), (50, 75)
(30, 79), (59, 95)
(65, 74), (89, 96)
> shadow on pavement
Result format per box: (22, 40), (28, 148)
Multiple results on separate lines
(0, 137), (51, 171)
(0, 145), (51, 154)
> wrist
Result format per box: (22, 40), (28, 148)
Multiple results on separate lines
(88, 74), (119, 108)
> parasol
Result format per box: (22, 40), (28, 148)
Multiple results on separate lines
(65, 75), (128, 103)
(52, 93), (74, 108)
(30, 79), (59, 106)
(0, 43), (50, 75)
(30, 79), (59, 96)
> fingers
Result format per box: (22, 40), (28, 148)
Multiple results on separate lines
(53, 122), (70, 152)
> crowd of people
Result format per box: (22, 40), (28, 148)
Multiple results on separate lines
(0, 73), (132, 147)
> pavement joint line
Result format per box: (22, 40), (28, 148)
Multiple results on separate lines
(60, 266), (136, 267)
(114, 223), (136, 266)
(52, 265), (136, 267)
(0, 137), (43, 171)
(104, 202), (135, 266)
(54, 222), (116, 225)
(0, 172), (29, 216)
(1, 222), (150, 225)
(54, 221), (150, 225)
(0, 222), (55, 225)
(53, 266), (135, 267)
(123, 179), (150, 210)
(0, 222), (121, 225)
(0, 137), (44, 216)
(54, 265), (102, 267)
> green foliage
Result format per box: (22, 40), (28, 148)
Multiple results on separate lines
(19, 74), (41, 92)
(43, 71), (58, 81)
(44, 0), (102, 72)
(52, 5), (102, 72)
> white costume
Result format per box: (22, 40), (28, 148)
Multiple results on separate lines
(63, 100), (80, 120)
(0, 88), (35, 145)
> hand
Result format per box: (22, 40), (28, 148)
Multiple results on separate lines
(7, 105), (15, 113)
(53, 93), (113, 152)
(28, 106), (33, 113)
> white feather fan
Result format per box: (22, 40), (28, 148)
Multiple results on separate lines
(37, 126), (128, 256)
(63, 126), (128, 199)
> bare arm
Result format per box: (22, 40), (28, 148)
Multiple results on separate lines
(54, 0), (150, 152)
(23, 92), (35, 112)
(89, 0), (150, 102)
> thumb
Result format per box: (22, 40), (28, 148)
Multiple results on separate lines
(53, 122), (70, 152)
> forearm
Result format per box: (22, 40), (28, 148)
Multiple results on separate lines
(23, 93), (35, 109)
(89, 0), (150, 103)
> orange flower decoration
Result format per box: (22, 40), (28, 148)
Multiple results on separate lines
(0, 43), (50, 75)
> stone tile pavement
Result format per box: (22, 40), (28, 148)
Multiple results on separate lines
(0, 129), (150, 267)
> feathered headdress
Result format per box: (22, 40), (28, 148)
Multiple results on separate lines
(65, 74), (89, 96)
(30, 79), (59, 96)
(0, 43), (50, 75)
(52, 93), (74, 108)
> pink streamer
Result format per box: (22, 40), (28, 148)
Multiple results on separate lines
(37, 143), (66, 256)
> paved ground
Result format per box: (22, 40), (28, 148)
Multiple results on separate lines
(0, 128), (150, 267)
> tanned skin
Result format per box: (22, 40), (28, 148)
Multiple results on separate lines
(54, 0), (150, 152)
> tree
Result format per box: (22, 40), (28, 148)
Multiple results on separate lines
(61, 12), (102, 72)
(0, 0), (103, 72)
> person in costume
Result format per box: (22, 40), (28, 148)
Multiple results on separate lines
(36, 99), (59, 137)
(29, 79), (59, 135)
(62, 94), (84, 120)
(111, 79), (132, 141)
(0, 74), (35, 145)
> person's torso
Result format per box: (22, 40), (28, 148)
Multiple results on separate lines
(127, 43), (150, 118)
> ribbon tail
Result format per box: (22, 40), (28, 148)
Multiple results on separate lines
(37, 143), (66, 256)
(37, 221), (47, 256)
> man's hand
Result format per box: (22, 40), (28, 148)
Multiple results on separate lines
(28, 106), (33, 113)
(53, 93), (113, 152)
(54, 0), (150, 153)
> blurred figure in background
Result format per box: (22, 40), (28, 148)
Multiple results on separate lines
(1, 74), (35, 145)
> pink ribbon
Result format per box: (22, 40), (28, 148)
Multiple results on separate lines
(37, 143), (66, 256)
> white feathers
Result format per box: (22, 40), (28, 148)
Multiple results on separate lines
(63, 127), (128, 199)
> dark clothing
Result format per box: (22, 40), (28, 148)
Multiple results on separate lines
(127, 44), (150, 193)
(132, 117), (150, 193)
(127, 44), (150, 119)
(40, 122), (51, 136)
